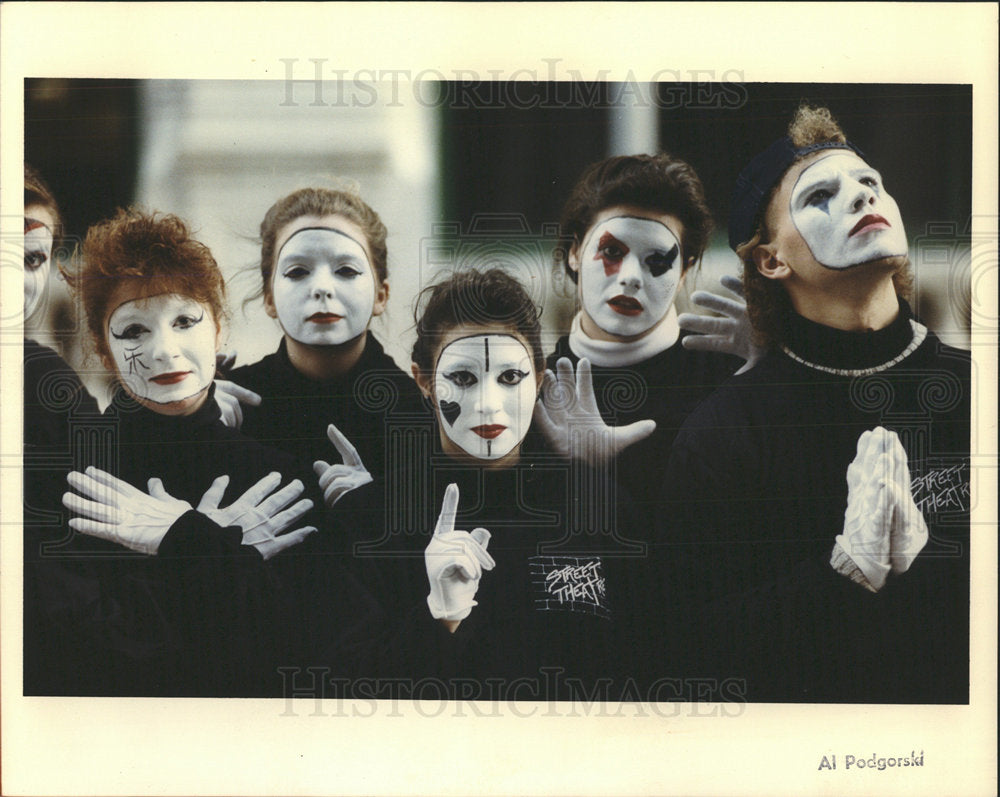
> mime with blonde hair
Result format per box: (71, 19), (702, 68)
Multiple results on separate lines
(657, 105), (970, 703)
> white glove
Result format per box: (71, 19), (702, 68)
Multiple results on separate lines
(678, 274), (765, 375)
(213, 379), (262, 429)
(533, 356), (656, 465)
(313, 423), (374, 508)
(831, 428), (928, 592)
(62, 466), (193, 555)
(425, 483), (495, 621)
(182, 472), (316, 560)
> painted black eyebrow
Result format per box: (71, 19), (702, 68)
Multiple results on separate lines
(582, 215), (682, 253)
(275, 226), (370, 264)
(432, 333), (528, 372)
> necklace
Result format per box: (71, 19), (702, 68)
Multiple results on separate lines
(781, 320), (927, 377)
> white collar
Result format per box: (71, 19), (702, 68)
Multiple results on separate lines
(568, 305), (680, 367)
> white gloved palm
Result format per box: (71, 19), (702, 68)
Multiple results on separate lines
(425, 483), (495, 621)
(62, 466), (193, 555)
(533, 356), (656, 465)
(831, 427), (928, 591)
(313, 423), (374, 508)
(678, 274), (764, 375)
(181, 472), (316, 560)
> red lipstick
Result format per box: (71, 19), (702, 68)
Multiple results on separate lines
(472, 425), (506, 440)
(150, 371), (190, 385)
(607, 295), (643, 316)
(308, 312), (343, 323)
(849, 214), (890, 237)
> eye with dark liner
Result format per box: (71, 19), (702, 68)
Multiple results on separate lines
(24, 251), (48, 270)
(282, 265), (310, 280)
(174, 312), (204, 330)
(805, 188), (833, 207)
(444, 370), (477, 388)
(335, 265), (364, 278)
(497, 369), (528, 386)
(645, 243), (679, 278)
(111, 324), (149, 341)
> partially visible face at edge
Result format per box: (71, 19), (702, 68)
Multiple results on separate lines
(572, 206), (685, 340)
(265, 215), (386, 347)
(24, 205), (56, 320)
(104, 289), (220, 416)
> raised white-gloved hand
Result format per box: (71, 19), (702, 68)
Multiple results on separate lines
(533, 356), (656, 466)
(62, 466), (194, 555)
(678, 274), (765, 375)
(313, 423), (374, 508)
(425, 483), (495, 622)
(180, 471), (316, 560)
(831, 427), (928, 592)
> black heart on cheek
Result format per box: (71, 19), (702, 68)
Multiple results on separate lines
(649, 243), (679, 278)
(439, 400), (461, 427)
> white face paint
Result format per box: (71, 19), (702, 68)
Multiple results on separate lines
(107, 293), (218, 409)
(578, 215), (683, 337)
(790, 152), (907, 269)
(434, 334), (537, 461)
(270, 227), (376, 346)
(24, 216), (54, 320)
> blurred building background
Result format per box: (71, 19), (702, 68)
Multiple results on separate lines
(25, 79), (972, 399)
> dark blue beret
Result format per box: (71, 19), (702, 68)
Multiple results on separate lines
(728, 137), (863, 251)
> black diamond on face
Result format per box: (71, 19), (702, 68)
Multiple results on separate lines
(648, 243), (679, 277)
(440, 400), (461, 426)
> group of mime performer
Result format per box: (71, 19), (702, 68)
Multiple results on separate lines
(27, 103), (967, 701)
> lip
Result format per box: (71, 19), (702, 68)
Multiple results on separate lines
(307, 312), (344, 324)
(849, 214), (890, 237)
(607, 295), (643, 316)
(150, 371), (190, 385)
(472, 424), (507, 440)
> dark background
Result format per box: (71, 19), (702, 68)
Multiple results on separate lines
(26, 79), (972, 246)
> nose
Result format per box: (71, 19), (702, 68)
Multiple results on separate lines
(474, 379), (504, 416)
(848, 179), (877, 213)
(617, 253), (644, 291)
(310, 268), (337, 299)
(148, 329), (182, 362)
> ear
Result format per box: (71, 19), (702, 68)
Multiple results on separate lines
(371, 279), (389, 318)
(411, 364), (433, 399)
(567, 239), (582, 275)
(753, 243), (791, 281)
(263, 290), (278, 320)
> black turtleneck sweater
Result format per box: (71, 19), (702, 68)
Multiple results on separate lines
(656, 301), (970, 703)
(546, 333), (740, 514)
(23, 387), (381, 697)
(228, 333), (427, 477)
(318, 433), (653, 700)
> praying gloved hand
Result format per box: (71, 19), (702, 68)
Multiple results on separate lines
(213, 353), (262, 429)
(533, 356), (656, 466)
(175, 472), (316, 560)
(425, 483), (495, 624)
(830, 427), (929, 592)
(313, 423), (374, 508)
(62, 466), (194, 555)
(678, 274), (765, 375)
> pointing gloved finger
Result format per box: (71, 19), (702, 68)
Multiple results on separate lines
(434, 483), (460, 536)
(327, 423), (364, 467)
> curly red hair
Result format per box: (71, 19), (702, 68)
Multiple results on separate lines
(65, 208), (226, 360)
